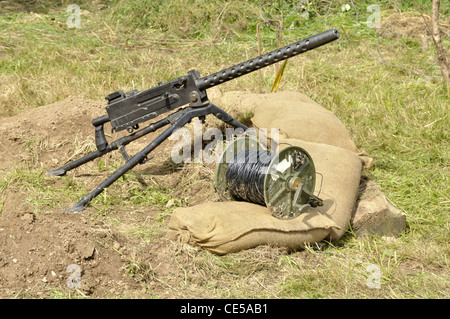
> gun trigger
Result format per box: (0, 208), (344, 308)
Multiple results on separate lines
(95, 124), (108, 152)
(140, 156), (154, 165)
(119, 145), (153, 165)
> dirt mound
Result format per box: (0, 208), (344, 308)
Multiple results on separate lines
(0, 97), (203, 298)
(0, 98), (105, 173)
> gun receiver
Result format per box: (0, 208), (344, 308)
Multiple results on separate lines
(48, 29), (339, 212)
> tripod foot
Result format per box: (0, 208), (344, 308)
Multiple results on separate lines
(65, 196), (89, 213)
(47, 168), (67, 177)
(66, 203), (86, 213)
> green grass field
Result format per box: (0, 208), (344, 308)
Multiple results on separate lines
(0, 0), (448, 299)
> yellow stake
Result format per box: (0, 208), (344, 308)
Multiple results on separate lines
(270, 59), (288, 93)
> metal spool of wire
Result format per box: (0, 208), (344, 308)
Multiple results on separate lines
(215, 137), (323, 220)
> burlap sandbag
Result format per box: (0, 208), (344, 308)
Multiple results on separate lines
(166, 201), (340, 255)
(278, 138), (364, 241)
(166, 91), (365, 253)
(223, 91), (366, 241)
(220, 91), (362, 154)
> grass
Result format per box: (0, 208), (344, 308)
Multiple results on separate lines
(0, 0), (449, 299)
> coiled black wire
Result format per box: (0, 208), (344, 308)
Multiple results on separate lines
(225, 150), (275, 205)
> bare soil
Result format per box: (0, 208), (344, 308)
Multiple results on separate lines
(0, 97), (220, 298)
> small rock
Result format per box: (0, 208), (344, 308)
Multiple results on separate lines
(166, 198), (175, 208)
(20, 213), (35, 224)
(352, 180), (406, 237)
(82, 245), (95, 260)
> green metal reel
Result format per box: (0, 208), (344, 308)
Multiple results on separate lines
(215, 136), (323, 220)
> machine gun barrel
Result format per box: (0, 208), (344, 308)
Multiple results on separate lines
(196, 28), (339, 91)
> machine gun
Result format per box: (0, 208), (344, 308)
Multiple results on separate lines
(48, 28), (339, 212)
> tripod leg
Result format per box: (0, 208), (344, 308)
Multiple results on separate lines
(66, 103), (250, 212)
(67, 122), (178, 212)
(208, 103), (249, 131)
(47, 150), (105, 177)
(47, 118), (170, 177)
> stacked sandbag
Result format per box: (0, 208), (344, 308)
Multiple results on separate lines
(276, 139), (363, 242)
(167, 91), (368, 253)
(250, 91), (361, 153)
(167, 201), (339, 255)
(248, 91), (368, 241)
